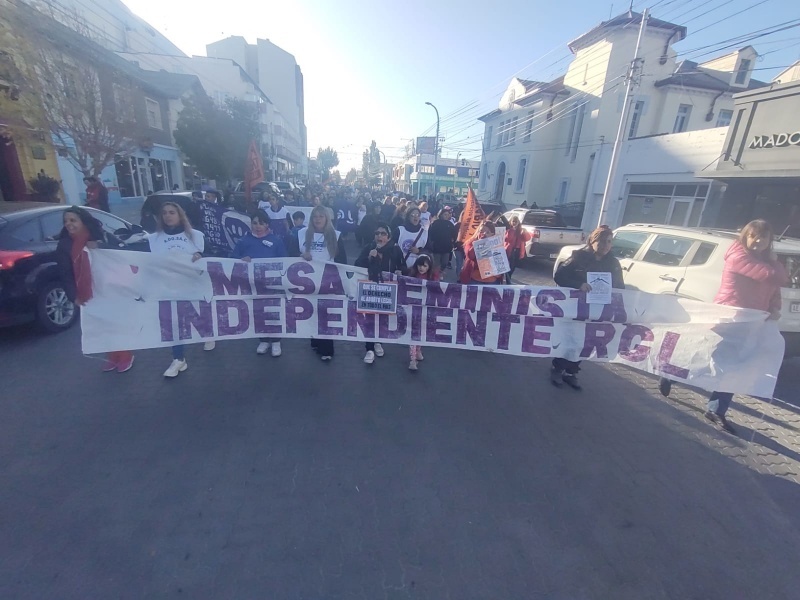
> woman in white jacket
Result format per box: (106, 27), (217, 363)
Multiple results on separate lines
(147, 201), (205, 377)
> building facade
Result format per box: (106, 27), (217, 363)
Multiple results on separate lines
(477, 11), (765, 230)
(206, 37), (307, 178)
(393, 154), (480, 197)
(705, 76), (800, 237)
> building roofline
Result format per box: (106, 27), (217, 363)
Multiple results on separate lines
(568, 10), (686, 52)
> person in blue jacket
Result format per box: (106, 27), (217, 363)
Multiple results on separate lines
(231, 209), (288, 357)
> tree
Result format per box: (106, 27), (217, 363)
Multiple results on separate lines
(330, 169), (342, 184)
(345, 168), (358, 185)
(2, 5), (140, 178)
(174, 93), (260, 182)
(316, 146), (339, 175)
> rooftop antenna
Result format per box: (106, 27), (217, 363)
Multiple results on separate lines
(609, 4), (614, 18)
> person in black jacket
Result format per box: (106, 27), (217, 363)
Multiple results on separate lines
(354, 222), (404, 365)
(552, 226), (624, 390)
(427, 206), (457, 279)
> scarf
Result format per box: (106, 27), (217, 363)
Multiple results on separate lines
(70, 228), (93, 304)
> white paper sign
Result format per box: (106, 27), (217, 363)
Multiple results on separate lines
(473, 234), (510, 277)
(587, 272), (612, 304)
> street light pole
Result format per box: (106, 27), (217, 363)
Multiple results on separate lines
(425, 101), (439, 202)
(378, 149), (386, 191)
(454, 152), (461, 194)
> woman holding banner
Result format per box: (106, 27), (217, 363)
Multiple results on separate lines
(676, 220), (785, 434)
(297, 205), (347, 361)
(56, 207), (134, 373)
(148, 202), (206, 377)
(551, 226), (624, 390)
(232, 209), (287, 357)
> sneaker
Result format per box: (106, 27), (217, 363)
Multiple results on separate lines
(320, 355), (333, 361)
(409, 359), (418, 371)
(256, 342), (270, 355)
(416, 348), (424, 361)
(164, 359), (187, 378)
(550, 366), (563, 387)
(364, 350), (375, 364)
(271, 342), (282, 357)
(659, 377), (672, 397)
(204, 341), (216, 351)
(374, 343), (384, 357)
(116, 355), (135, 373)
(102, 360), (118, 372)
(562, 373), (582, 390)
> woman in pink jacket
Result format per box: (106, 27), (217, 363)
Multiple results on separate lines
(704, 220), (787, 434)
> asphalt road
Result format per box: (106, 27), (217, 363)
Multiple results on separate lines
(2, 255), (800, 598)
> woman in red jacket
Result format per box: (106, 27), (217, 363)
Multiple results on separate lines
(701, 220), (786, 434)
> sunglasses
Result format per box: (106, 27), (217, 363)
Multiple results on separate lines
(374, 230), (389, 236)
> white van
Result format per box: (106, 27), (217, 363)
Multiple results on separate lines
(553, 224), (800, 356)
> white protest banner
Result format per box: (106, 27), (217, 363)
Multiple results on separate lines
(82, 251), (785, 397)
(472, 234), (510, 277)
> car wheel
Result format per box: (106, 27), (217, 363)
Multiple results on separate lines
(36, 281), (78, 333)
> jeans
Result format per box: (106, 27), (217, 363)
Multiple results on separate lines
(432, 252), (450, 273)
(707, 391), (734, 417)
(365, 342), (375, 352)
(260, 337), (279, 343)
(314, 339), (334, 357)
(172, 345), (184, 360)
(552, 357), (580, 375)
(454, 248), (465, 278)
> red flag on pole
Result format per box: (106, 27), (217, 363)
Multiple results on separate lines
(457, 187), (486, 243)
(244, 140), (265, 203)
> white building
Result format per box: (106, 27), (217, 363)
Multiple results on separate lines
(477, 10), (766, 230)
(393, 154), (480, 197)
(206, 37), (307, 178)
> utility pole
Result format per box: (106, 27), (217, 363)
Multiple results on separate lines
(598, 8), (649, 227)
(425, 102), (440, 201)
(454, 152), (462, 193)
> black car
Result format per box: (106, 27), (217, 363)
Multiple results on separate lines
(0, 204), (147, 332)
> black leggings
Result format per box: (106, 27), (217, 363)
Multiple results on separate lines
(553, 357), (580, 374)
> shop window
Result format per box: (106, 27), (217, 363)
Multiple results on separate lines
(643, 235), (694, 266)
(149, 158), (167, 192)
(115, 156), (136, 198)
(31, 146), (47, 160)
(689, 198), (705, 226)
(629, 183), (675, 196)
(612, 231), (650, 259)
(674, 184), (698, 197)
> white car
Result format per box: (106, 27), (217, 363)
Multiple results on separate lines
(553, 223), (800, 356)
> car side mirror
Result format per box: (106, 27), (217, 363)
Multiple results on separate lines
(130, 224), (144, 234)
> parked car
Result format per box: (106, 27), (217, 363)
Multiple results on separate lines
(550, 202), (586, 228)
(553, 223), (800, 356)
(271, 181), (295, 194)
(231, 181), (282, 208)
(503, 208), (585, 259)
(0, 204), (147, 332)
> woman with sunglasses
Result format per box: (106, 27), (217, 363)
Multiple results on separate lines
(355, 222), (404, 365)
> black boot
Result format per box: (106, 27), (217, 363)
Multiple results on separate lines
(550, 366), (563, 387)
(562, 373), (582, 390)
(659, 377), (672, 397)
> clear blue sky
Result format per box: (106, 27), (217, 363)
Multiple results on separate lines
(124, 0), (800, 171)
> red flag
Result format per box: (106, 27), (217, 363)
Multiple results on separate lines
(244, 140), (265, 202)
(457, 187), (486, 243)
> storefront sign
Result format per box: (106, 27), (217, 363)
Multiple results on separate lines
(748, 132), (800, 149)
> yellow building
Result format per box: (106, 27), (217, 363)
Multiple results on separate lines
(0, 11), (62, 203)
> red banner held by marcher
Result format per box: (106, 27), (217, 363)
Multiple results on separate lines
(244, 140), (265, 203)
(457, 187), (486, 243)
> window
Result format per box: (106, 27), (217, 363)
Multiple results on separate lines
(643, 235), (694, 266)
(673, 104), (692, 133)
(556, 179), (569, 205)
(735, 59), (751, 85)
(479, 162), (488, 191)
(565, 103), (578, 155)
(509, 89), (516, 103)
(31, 146), (46, 160)
(523, 111), (534, 143)
(447, 167), (457, 176)
(508, 116), (518, 145)
(716, 109), (733, 128)
(90, 210), (128, 236)
(485, 126), (493, 151)
(418, 165), (434, 174)
(496, 120), (505, 148)
(628, 100), (645, 138)
(11, 219), (42, 243)
(515, 158), (527, 193)
(690, 242), (717, 266)
(523, 212), (562, 227)
(612, 231), (650, 259)
(40, 211), (64, 241)
(145, 98), (162, 130)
